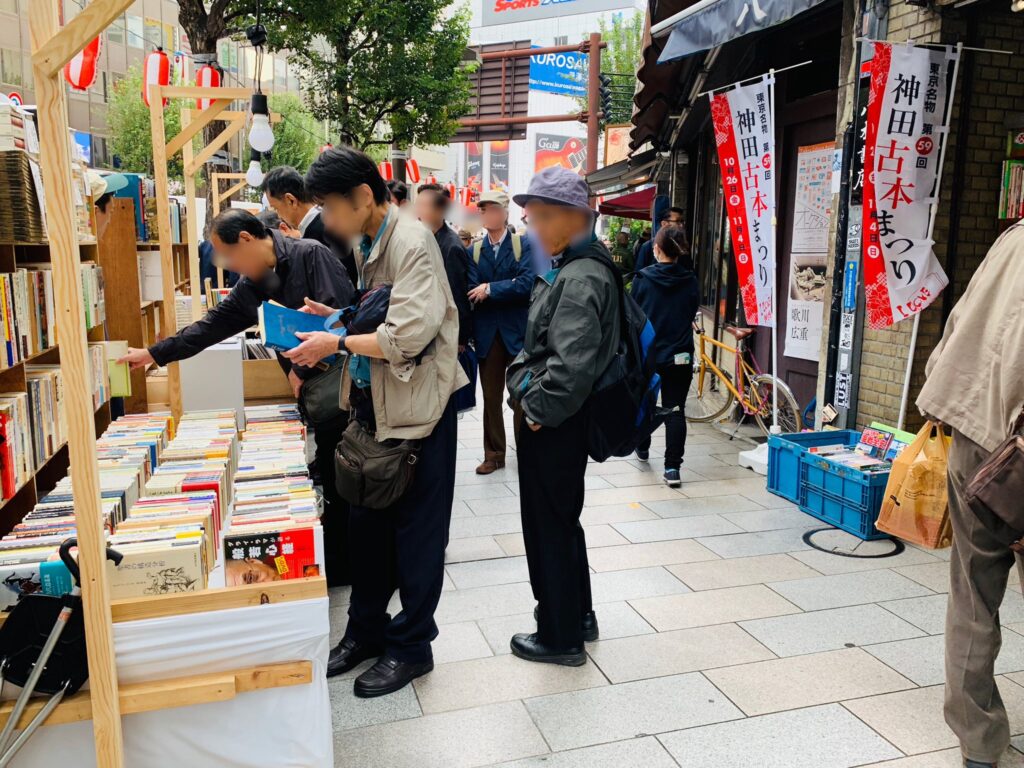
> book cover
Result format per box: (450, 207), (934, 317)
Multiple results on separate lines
(224, 526), (320, 585)
(257, 301), (326, 353)
(857, 427), (893, 459)
(40, 559), (73, 596)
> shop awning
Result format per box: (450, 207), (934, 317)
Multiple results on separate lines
(653, 0), (832, 63)
(598, 186), (656, 220)
(586, 148), (657, 195)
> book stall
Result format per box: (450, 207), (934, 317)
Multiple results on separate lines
(0, 1), (333, 765)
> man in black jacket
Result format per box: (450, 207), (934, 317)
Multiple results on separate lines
(118, 209), (357, 586)
(262, 165), (358, 285)
(414, 183), (473, 346)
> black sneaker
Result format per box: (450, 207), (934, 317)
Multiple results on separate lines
(635, 448), (650, 462)
(664, 469), (681, 488)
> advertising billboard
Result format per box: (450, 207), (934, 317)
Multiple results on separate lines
(529, 48), (587, 97)
(483, 0), (632, 26)
(535, 134), (587, 175)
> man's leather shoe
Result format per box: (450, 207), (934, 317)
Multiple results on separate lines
(533, 606), (599, 642)
(326, 637), (383, 678)
(476, 460), (505, 475)
(964, 761), (997, 768)
(510, 633), (586, 666)
(353, 655), (434, 698)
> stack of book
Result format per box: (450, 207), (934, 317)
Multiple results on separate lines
(24, 364), (65, 467)
(0, 105), (29, 152)
(0, 391), (32, 499)
(0, 149), (45, 242)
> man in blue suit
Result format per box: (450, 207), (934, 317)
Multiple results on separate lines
(468, 189), (535, 474)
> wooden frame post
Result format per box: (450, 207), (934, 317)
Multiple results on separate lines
(180, 108), (202, 323)
(29, 0), (126, 764)
(210, 171), (248, 289)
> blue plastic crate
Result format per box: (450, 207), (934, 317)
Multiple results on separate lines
(798, 453), (891, 540)
(767, 430), (860, 504)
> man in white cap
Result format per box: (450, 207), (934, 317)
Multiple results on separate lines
(467, 188), (535, 475)
(86, 170), (129, 240)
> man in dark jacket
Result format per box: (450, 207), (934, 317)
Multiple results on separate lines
(414, 183), (473, 346)
(118, 209), (357, 586)
(262, 165), (358, 285)
(505, 167), (620, 667)
(468, 189), (535, 474)
(634, 207), (685, 272)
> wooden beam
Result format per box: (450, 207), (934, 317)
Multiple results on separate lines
(111, 576), (328, 623)
(180, 107), (203, 324)
(165, 96), (233, 159)
(210, 173), (246, 290)
(148, 85), (183, 421)
(31, 0), (133, 77)
(188, 110), (283, 124)
(159, 85), (253, 101)
(185, 114), (246, 177)
(28, 0), (125, 765)
(221, 179), (247, 201)
(0, 662), (313, 730)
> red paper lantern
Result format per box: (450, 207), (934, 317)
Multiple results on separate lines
(405, 158), (421, 184)
(445, 183), (457, 201)
(63, 37), (101, 92)
(142, 49), (171, 107)
(195, 65), (221, 111)
(378, 161), (394, 181)
(423, 175), (438, 185)
(320, 144), (333, 154)
(459, 187), (473, 207)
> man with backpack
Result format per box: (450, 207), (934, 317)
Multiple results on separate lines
(505, 167), (622, 666)
(468, 189), (535, 475)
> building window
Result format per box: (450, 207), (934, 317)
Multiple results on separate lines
(554, 36), (568, 46)
(143, 19), (163, 50)
(0, 0), (17, 15)
(0, 48), (23, 87)
(106, 14), (125, 45)
(126, 15), (143, 48)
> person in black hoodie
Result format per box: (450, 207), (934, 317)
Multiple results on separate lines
(629, 226), (701, 488)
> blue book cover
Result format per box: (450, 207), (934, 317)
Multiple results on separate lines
(257, 302), (326, 353)
(40, 559), (74, 596)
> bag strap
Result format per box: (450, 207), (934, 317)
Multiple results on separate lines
(511, 233), (522, 262)
(472, 239), (482, 264)
(564, 248), (628, 344)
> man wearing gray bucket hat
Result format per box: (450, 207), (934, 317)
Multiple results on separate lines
(505, 166), (622, 666)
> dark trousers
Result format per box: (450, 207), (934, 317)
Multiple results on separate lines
(518, 407), (593, 649)
(479, 338), (521, 462)
(638, 363), (693, 470)
(313, 416), (350, 587)
(343, 400), (458, 663)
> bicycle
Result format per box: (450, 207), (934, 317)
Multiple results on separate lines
(687, 321), (803, 435)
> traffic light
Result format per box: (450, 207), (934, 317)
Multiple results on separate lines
(599, 73), (613, 123)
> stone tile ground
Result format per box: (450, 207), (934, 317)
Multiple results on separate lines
(328, 405), (1024, 767)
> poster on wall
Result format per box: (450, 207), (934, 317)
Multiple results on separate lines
(535, 134), (587, 175)
(604, 124), (632, 166)
(785, 141), (834, 362)
(466, 142), (483, 192)
(489, 140), (510, 194)
(709, 74), (775, 327)
(861, 41), (958, 329)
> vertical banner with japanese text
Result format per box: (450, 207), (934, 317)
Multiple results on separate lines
(862, 42), (957, 329)
(710, 75), (775, 327)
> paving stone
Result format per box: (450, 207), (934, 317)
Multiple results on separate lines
(865, 631), (1024, 686)
(612, 515), (745, 543)
(445, 536), (507, 563)
(455, 484), (515, 501)
(581, 524), (632, 548)
(524, 673), (743, 751)
(450, 500), (475, 518)
(580, 503), (659, 526)
(893, 562), (951, 593)
(476, 602), (656, 656)
(588, 622), (775, 683)
(434, 582), (538, 624)
(329, 677), (421, 731)
(589, 566), (690, 604)
(678, 476), (769, 498)
(414, 653), (608, 714)
(432, 621), (495, 665)
(467, 496), (523, 516)
(790, 544), (943, 575)
(740, 604), (926, 657)
(584, 484), (684, 506)
(860, 747), (1024, 767)
(489, 737), (678, 768)
(696, 526), (820, 558)
(668, 553), (820, 591)
(691, 464), (764, 481)
(722, 507), (823, 532)
(643, 494), (766, 518)
(659, 703), (902, 768)
(878, 594), (951, 635)
(706, 647), (915, 716)
(585, 539), (719, 572)
(334, 701), (549, 768)
(630, 584), (801, 631)
(446, 556), (530, 590)
(449, 513), (523, 540)
(493, 533), (526, 557)
(767, 569), (934, 611)
(588, 460), (664, 476)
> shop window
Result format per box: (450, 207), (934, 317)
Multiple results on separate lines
(0, 48), (23, 87)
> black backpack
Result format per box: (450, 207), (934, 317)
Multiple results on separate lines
(581, 252), (666, 462)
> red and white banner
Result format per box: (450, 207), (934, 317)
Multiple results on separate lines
(862, 41), (957, 329)
(710, 75), (776, 327)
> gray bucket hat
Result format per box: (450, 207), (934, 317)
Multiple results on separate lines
(513, 166), (593, 213)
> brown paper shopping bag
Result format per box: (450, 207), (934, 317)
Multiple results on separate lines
(876, 422), (952, 549)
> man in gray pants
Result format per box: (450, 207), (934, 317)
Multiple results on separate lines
(917, 221), (1024, 768)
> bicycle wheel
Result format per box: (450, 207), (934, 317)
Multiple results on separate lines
(748, 374), (803, 435)
(687, 365), (735, 423)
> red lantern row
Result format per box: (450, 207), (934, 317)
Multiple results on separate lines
(378, 161), (394, 181)
(142, 49), (170, 107)
(195, 65), (221, 110)
(64, 37), (101, 92)
(405, 158), (421, 184)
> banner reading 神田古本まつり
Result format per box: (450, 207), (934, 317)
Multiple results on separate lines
(710, 74), (776, 327)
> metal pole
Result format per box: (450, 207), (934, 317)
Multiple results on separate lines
(586, 32), (601, 205)
(458, 112), (589, 127)
(896, 42), (963, 429)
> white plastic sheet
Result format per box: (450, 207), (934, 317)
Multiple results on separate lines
(10, 597), (333, 768)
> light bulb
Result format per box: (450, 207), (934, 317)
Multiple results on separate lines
(246, 159), (264, 187)
(249, 114), (275, 153)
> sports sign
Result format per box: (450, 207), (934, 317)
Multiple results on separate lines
(483, 0), (631, 26)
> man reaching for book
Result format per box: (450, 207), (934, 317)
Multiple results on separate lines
(118, 208), (357, 586)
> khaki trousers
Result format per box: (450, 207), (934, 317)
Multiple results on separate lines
(945, 429), (1017, 764)
(479, 337), (521, 462)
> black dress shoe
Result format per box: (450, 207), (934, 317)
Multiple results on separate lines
(326, 637), (383, 678)
(532, 606), (600, 642)
(353, 655), (434, 698)
(510, 633), (586, 666)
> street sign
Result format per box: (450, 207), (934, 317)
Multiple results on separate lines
(529, 48), (586, 97)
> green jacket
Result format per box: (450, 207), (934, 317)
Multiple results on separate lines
(610, 243), (635, 274)
(506, 239), (621, 428)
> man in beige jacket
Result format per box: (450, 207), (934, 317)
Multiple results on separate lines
(285, 146), (467, 698)
(917, 221), (1024, 768)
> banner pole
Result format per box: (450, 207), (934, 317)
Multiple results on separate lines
(896, 41), (963, 430)
(769, 69), (780, 434)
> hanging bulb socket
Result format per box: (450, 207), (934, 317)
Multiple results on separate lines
(248, 93), (275, 153)
(250, 92), (269, 118)
(245, 23), (268, 49)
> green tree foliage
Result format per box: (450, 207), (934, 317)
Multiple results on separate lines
(599, 11), (644, 81)
(106, 65), (184, 182)
(267, 93), (323, 172)
(258, 0), (472, 150)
